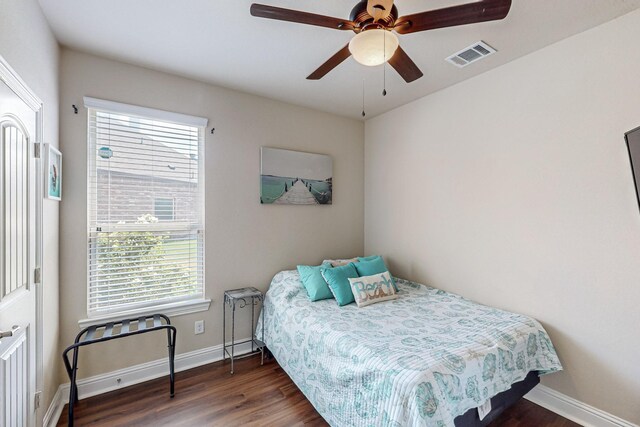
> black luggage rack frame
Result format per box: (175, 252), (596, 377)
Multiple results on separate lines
(62, 314), (176, 426)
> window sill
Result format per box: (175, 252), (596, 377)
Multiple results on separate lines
(78, 298), (212, 329)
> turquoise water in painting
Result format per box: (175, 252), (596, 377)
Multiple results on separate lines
(261, 175), (332, 204)
(261, 175), (296, 203)
(307, 179), (331, 204)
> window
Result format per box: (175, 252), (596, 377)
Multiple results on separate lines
(154, 197), (175, 221)
(86, 97), (207, 316)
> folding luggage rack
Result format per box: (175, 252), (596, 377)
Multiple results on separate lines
(62, 314), (176, 426)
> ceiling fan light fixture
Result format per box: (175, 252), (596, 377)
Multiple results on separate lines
(348, 29), (399, 66)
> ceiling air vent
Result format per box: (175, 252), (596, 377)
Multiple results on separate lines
(445, 41), (496, 68)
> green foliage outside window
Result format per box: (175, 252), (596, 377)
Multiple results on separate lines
(95, 214), (198, 308)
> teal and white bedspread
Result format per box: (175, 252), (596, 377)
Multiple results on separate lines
(257, 270), (562, 427)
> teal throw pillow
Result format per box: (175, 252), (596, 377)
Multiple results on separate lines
(321, 263), (359, 306)
(356, 256), (398, 291)
(297, 262), (333, 301)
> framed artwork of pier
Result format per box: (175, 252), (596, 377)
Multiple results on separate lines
(260, 147), (332, 205)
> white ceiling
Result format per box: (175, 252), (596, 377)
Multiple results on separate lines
(39, 0), (640, 119)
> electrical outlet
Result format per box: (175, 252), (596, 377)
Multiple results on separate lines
(194, 320), (205, 335)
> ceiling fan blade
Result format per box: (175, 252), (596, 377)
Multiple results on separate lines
(388, 46), (423, 83)
(395, 0), (511, 34)
(307, 44), (352, 80)
(367, 0), (394, 22)
(250, 4), (355, 31)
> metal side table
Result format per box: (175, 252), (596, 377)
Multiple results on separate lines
(223, 287), (265, 374)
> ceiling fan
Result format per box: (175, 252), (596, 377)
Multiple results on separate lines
(250, 0), (512, 83)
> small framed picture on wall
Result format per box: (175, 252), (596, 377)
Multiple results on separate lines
(45, 144), (62, 201)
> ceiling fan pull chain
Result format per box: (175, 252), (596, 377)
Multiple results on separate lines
(383, 63), (387, 96)
(383, 30), (387, 96)
(362, 79), (366, 117)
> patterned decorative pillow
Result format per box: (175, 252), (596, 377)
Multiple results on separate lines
(348, 271), (397, 307)
(323, 257), (359, 267)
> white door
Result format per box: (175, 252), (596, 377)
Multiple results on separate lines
(0, 61), (40, 427)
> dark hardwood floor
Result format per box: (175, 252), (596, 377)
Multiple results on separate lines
(58, 355), (579, 426)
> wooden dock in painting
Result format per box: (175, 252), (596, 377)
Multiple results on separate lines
(274, 180), (318, 204)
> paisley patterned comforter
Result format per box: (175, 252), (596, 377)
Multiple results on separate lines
(257, 270), (562, 426)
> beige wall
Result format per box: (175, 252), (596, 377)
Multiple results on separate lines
(59, 49), (364, 378)
(365, 9), (640, 424)
(0, 0), (60, 415)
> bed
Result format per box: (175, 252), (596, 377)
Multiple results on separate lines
(257, 270), (562, 426)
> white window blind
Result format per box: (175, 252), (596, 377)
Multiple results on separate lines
(86, 99), (206, 316)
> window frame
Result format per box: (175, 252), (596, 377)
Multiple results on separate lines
(83, 97), (210, 323)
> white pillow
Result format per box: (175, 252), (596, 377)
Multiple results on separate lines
(323, 257), (358, 267)
(348, 271), (397, 307)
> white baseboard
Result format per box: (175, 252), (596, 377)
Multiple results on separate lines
(44, 338), (256, 427)
(525, 384), (638, 427)
(43, 386), (66, 427)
